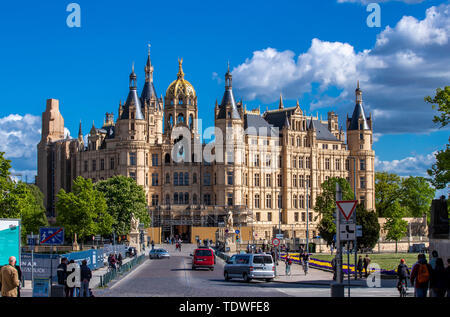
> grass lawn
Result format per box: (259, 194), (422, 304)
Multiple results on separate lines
(310, 253), (422, 271)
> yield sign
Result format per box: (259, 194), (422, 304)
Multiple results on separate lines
(336, 200), (358, 221)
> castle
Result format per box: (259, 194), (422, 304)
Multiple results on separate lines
(37, 49), (375, 242)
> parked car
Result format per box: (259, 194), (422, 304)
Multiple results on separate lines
(191, 247), (216, 271)
(224, 253), (275, 282)
(149, 248), (170, 259)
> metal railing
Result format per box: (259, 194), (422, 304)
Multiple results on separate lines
(99, 254), (146, 287)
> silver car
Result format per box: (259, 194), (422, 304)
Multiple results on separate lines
(149, 248), (170, 259)
(224, 253), (275, 282)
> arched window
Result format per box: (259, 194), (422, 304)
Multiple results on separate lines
(293, 194), (298, 208)
(177, 113), (185, 124)
(254, 194), (260, 209)
(179, 172), (183, 185)
(165, 153), (171, 164)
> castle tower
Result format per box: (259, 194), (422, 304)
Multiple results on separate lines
(346, 82), (375, 210)
(141, 45), (163, 144)
(214, 63), (244, 207)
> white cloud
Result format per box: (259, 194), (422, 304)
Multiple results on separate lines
(232, 4), (450, 134)
(374, 152), (437, 177)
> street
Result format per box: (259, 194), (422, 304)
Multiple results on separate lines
(95, 244), (408, 297)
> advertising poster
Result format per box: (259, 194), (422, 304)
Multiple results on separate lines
(0, 219), (21, 266)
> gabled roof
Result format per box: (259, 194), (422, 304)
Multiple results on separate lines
(312, 120), (339, 141)
(263, 107), (297, 129)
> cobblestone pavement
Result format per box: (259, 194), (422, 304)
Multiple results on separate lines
(95, 244), (408, 297)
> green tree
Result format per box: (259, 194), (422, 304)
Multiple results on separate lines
(356, 204), (380, 251)
(95, 175), (150, 235)
(19, 184), (48, 240)
(383, 201), (408, 253)
(401, 176), (435, 219)
(0, 153), (48, 241)
(56, 176), (113, 241)
(375, 172), (402, 217)
(315, 177), (354, 246)
(425, 86), (450, 128)
(427, 143), (450, 190)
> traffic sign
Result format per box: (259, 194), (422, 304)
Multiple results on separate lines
(27, 234), (39, 246)
(235, 230), (240, 234)
(339, 224), (356, 241)
(39, 227), (64, 245)
(272, 238), (280, 247)
(336, 200), (358, 221)
(356, 225), (363, 237)
(275, 234), (284, 239)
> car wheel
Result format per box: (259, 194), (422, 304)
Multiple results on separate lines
(243, 273), (251, 283)
(224, 271), (231, 281)
(209, 267), (214, 271)
(265, 278), (273, 282)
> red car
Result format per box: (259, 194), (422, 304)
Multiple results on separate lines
(191, 248), (216, 271)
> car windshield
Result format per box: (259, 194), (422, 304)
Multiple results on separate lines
(253, 256), (273, 264)
(195, 249), (212, 256)
(158, 249), (167, 253)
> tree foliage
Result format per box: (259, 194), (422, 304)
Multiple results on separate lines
(425, 86), (450, 128)
(56, 176), (113, 240)
(427, 143), (450, 190)
(375, 172), (402, 217)
(95, 175), (150, 235)
(401, 176), (435, 218)
(383, 201), (409, 252)
(0, 152), (48, 240)
(356, 203), (380, 251)
(315, 177), (354, 246)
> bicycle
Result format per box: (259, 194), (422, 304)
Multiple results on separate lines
(398, 279), (408, 297)
(303, 261), (309, 275)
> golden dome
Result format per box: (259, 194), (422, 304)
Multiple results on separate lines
(166, 58), (196, 100)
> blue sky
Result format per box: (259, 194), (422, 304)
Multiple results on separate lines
(0, 0), (448, 195)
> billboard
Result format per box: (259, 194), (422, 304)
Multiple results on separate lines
(0, 219), (21, 265)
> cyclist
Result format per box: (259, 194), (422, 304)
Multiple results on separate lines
(303, 252), (310, 275)
(397, 259), (410, 296)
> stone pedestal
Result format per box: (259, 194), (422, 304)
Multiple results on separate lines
(72, 241), (80, 251)
(128, 231), (141, 251)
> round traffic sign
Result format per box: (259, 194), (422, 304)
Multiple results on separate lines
(272, 238), (280, 247)
(235, 230), (240, 234)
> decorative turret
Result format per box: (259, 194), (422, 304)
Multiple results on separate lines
(141, 44), (158, 106)
(121, 64), (144, 120)
(217, 63), (241, 120)
(279, 93), (284, 109)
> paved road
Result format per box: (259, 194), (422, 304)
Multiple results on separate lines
(95, 244), (407, 297)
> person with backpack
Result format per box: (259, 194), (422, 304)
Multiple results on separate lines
(410, 253), (433, 297)
(396, 259), (410, 294)
(430, 258), (446, 297)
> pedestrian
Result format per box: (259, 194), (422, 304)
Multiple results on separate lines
(445, 259), (450, 297)
(410, 253), (432, 297)
(0, 256), (20, 297)
(285, 254), (292, 276)
(430, 258), (446, 297)
(80, 260), (92, 297)
(303, 252), (310, 275)
(429, 250), (439, 270)
(117, 253), (123, 270)
(57, 257), (69, 297)
(331, 257), (337, 281)
(14, 263), (22, 297)
(363, 254), (371, 278)
(151, 240), (155, 250)
(357, 256), (363, 279)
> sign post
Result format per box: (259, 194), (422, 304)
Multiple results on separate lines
(39, 227), (64, 285)
(272, 238), (280, 276)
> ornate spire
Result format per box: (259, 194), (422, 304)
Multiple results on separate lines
(177, 58), (184, 79)
(225, 61), (232, 89)
(145, 43), (153, 83)
(279, 93), (284, 109)
(129, 63), (137, 89)
(78, 120), (82, 139)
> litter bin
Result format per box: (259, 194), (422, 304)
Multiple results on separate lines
(330, 282), (344, 297)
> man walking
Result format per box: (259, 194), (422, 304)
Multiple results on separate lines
(80, 260), (92, 297)
(357, 256), (363, 279)
(1, 256), (20, 297)
(363, 254), (371, 278)
(57, 257), (69, 297)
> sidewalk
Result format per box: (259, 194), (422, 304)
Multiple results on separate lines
(19, 249), (147, 297)
(274, 261), (368, 287)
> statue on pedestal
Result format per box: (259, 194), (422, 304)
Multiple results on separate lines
(130, 213), (139, 233)
(129, 213), (141, 251)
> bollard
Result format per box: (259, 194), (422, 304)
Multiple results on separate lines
(330, 282), (345, 297)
